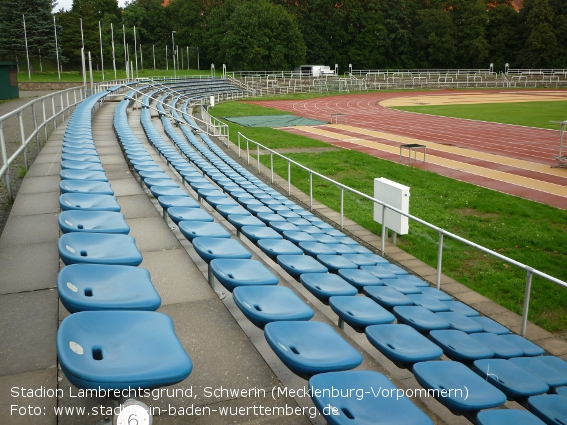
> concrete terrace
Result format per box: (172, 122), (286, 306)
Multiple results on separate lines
(0, 89), (566, 425)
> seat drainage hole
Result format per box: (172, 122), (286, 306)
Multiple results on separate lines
(84, 289), (93, 297)
(254, 304), (262, 312)
(341, 408), (355, 420)
(290, 346), (300, 355)
(77, 225), (84, 229)
(92, 347), (103, 360)
(80, 251), (88, 257)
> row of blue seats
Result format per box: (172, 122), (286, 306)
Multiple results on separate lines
(54, 89), (193, 404)
(150, 86), (567, 425)
(124, 90), (441, 424)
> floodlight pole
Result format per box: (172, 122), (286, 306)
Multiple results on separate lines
(172, 31), (176, 78)
(23, 15), (31, 79)
(99, 21), (105, 81)
(54, 15), (61, 80)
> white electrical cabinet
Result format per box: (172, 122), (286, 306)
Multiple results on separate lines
(373, 178), (410, 234)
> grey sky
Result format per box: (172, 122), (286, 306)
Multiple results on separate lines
(54, 0), (128, 12)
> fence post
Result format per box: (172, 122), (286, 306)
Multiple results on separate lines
(309, 172), (313, 211)
(19, 111), (28, 171)
(340, 187), (344, 229)
(287, 161), (291, 195)
(270, 153), (274, 183)
(436, 231), (444, 289)
(246, 139), (250, 165)
(32, 102), (39, 153)
(0, 122), (12, 202)
(238, 133), (241, 157)
(42, 98), (47, 140)
(257, 144), (260, 172)
(381, 206), (387, 256)
(51, 96), (57, 129)
(521, 270), (533, 337)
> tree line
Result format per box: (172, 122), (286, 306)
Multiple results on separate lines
(1, 0), (566, 74)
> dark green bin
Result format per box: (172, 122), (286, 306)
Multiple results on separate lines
(0, 61), (19, 100)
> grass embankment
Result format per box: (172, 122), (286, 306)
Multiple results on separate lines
(393, 101), (567, 130)
(211, 100), (567, 334)
(18, 69), (218, 83)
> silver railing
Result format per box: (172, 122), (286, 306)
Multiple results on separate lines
(236, 132), (567, 336)
(0, 86), (86, 202)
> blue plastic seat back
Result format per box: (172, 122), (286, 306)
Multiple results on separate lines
(528, 395), (567, 425)
(363, 286), (414, 308)
(58, 210), (130, 234)
(309, 371), (434, 425)
(240, 226), (283, 244)
(470, 316), (509, 334)
(472, 359), (549, 398)
(429, 330), (495, 361)
(57, 264), (161, 313)
(510, 357), (567, 387)
(157, 195), (199, 210)
(442, 300), (480, 317)
(210, 259), (278, 292)
(60, 169), (108, 182)
(277, 255), (329, 278)
(299, 242), (336, 257)
(329, 296), (395, 329)
(407, 294), (451, 312)
(393, 306), (451, 332)
(412, 361), (507, 412)
(58, 233), (143, 266)
(178, 221), (231, 241)
(257, 239), (303, 260)
(338, 268), (383, 289)
(282, 230), (317, 244)
(57, 311), (192, 390)
(299, 273), (357, 302)
(59, 194), (121, 212)
(232, 286), (314, 328)
(264, 321), (363, 377)
(435, 312), (484, 333)
(381, 278), (422, 294)
(365, 324), (443, 364)
(192, 237), (252, 264)
(499, 334), (545, 357)
(469, 333), (524, 358)
(168, 207), (214, 224)
(317, 255), (358, 273)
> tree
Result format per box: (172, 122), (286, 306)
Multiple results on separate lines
(449, 0), (490, 68)
(520, 0), (558, 67)
(412, 7), (457, 68)
(206, 0), (306, 71)
(0, 0), (58, 67)
(486, 0), (521, 71)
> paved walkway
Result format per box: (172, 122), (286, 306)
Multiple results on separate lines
(1, 93), (566, 425)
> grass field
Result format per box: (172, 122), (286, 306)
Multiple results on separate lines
(210, 99), (567, 334)
(393, 101), (567, 130)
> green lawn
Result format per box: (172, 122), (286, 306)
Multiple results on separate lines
(211, 99), (567, 334)
(393, 101), (567, 130)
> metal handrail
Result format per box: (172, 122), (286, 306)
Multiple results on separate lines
(0, 86), (87, 201)
(236, 132), (567, 336)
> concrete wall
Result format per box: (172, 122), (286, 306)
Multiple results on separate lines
(18, 81), (83, 91)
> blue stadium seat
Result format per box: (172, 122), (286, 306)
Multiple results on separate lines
(240, 226), (283, 244)
(282, 230), (317, 244)
(59, 193), (121, 212)
(58, 210), (129, 235)
(317, 255), (359, 273)
(326, 244), (357, 255)
(477, 409), (546, 425)
(529, 395), (567, 425)
(178, 221), (231, 241)
(168, 207), (214, 224)
(442, 300), (480, 317)
(329, 296), (395, 330)
(472, 359), (549, 398)
(216, 204), (251, 218)
(412, 361), (507, 412)
(499, 334), (545, 357)
(58, 233), (143, 266)
(363, 286), (414, 308)
(232, 286), (314, 328)
(309, 371), (434, 425)
(210, 259), (279, 292)
(60, 169), (108, 182)
(57, 264), (161, 313)
(277, 255), (329, 279)
(337, 268), (383, 290)
(300, 273), (358, 302)
(57, 311), (192, 390)
(393, 306), (451, 332)
(227, 214), (265, 232)
(360, 265), (398, 280)
(471, 316), (509, 334)
(419, 287), (453, 301)
(340, 254), (377, 266)
(365, 324), (443, 364)
(299, 242), (336, 257)
(469, 333), (524, 358)
(537, 356), (567, 376)
(407, 294), (451, 312)
(192, 237), (252, 264)
(61, 160), (105, 172)
(257, 239), (303, 261)
(269, 221), (300, 234)
(264, 321), (363, 377)
(510, 357), (567, 388)
(394, 274), (430, 287)
(435, 312), (484, 333)
(381, 278), (422, 294)
(429, 330), (495, 361)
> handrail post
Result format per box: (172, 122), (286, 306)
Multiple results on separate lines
(238, 133), (241, 157)
(18, 111), (28, 171)
(287, 160), (291, 195)
(257, 144), (260, 172)
(340, 187), (344, 229)
(51, 95), (57, 129)
(42, 98), (47, 140)
(436, 231), (444, 289)
(0, 122), (12, 202)
(309, 172), (313, 211)
(32, 102), (39, 153)
(270, 153), (274, 183)
(246, 139), (250, 164)
(381, 205), (387, 256)
(521, 270), (533, 336)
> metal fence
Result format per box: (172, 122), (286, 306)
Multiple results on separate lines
(0, 86), (86, 202)
(236, 132), (567, 337)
